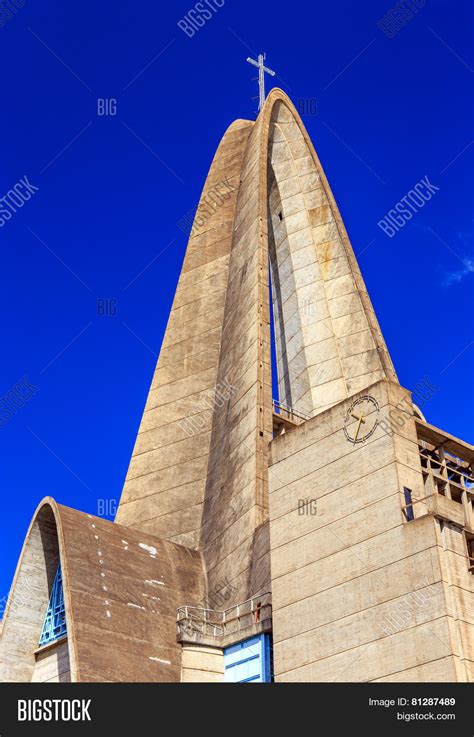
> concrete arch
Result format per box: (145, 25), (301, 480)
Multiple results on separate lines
(198, 89), (398, 604)
(0, 497), (206, 682)
(0, 498), (77, 682)
(259, 90), (397, 416)
(115, 89), (398, 609)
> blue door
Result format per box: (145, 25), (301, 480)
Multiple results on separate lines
(224, 635), (272, 682)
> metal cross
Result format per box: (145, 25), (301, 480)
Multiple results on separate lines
(246, 53), (276, 111)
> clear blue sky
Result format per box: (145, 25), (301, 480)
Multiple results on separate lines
(0, 0), (472, 605)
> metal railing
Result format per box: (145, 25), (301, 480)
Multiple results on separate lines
(177, 592), (272, 641)
(272, 399), (310, 422)
(417, 441), (474, 531)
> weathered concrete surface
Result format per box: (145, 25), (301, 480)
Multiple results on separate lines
(116, 118), (254, 553)
(269, 378), (473, 682)
(0, 499), (206, 682)
(116, 89), (397, 609)
(180, 644), (224, 682)
(31, 640), (70, 683)
(266, 97), (397, 417)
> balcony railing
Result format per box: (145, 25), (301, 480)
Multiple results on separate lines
(402, 420), (474, 574)
(272, 399), (310, 423)
(177, 592), (272, 646)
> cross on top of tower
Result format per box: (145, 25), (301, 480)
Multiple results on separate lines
(246, 53), (276, 111)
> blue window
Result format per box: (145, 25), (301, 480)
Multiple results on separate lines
(224, 634), (272, 682)
(39, 564), (67, 646)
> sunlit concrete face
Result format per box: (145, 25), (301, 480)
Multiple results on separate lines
(269, 379), (474, 682)
(115, 89), (398, 609)
(115, 119), (256, 568)
(267, 99), (397, 418)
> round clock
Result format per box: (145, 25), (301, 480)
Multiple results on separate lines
(343, 395), (379, 444)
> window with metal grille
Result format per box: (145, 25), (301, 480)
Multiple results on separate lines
(39, 564), (67, 647)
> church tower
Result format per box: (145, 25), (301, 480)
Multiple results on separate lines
(1, 88), (472, 683)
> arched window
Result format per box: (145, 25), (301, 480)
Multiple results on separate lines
(38, 564), (67, 647)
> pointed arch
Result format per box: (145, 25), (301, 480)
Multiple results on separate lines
(115, 88), (398, 608)
(260, 90), (397, 416)
(0, 498), (206, 682)
(0, 499), (77, 682)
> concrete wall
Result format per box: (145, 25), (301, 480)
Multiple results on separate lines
(56, 503), (206, 682)
(31, 640), (71, 683)
(198, 96), (273, 606)
(180, 644), (224, 682)
(267, 99), (397, 418)
(269, 379), (465, 681)
(116, 119), (254, 551)
(116, 89), (398, 611)
(435, 521), (474, 681)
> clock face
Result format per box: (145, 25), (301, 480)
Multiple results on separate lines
(343, 395), (379, 444)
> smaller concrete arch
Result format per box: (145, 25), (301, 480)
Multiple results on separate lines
(1, 497), (207, 682)
(0, 498), (75, 682)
